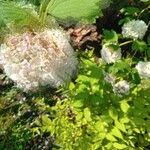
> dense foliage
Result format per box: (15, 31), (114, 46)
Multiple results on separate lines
(0, 0), (150, 150)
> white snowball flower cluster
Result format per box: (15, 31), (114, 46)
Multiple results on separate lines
(113, 80), (130, 97)
(122, 20), (148, 40)
(101, 44), (121, 64)
(135, 61), (150, 79)
(0, 28), (78, 91)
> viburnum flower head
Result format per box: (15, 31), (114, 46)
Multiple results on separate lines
(135, 61), (150, 79)
(0, 28), (78, 91)
(101, 44), (121, 64)
(122, 20), (148, 40)
(113, 80), (130, 97)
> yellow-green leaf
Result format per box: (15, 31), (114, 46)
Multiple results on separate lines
(120, 101), (130, 113)
(111, 127), (123, 140)
(115, 120), (126, 133)
(84, 107), (92, 122)
(113, 143), (127, 149)
(106, 133), (117, 142)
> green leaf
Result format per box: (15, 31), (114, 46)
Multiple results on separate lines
(113, 143), (127, 149)
(132, 40), (148, 52)
(120, 101), (130, 113)
(0, 1), (40, 30)
(103, 29), (118, 43)
(41, 115), (52, 126)
(124, 7), (140, 16)
(72, 100), (84, 108)
(111, 127), (123, 139)
(115, 121), (126, 133)
(109, 107), (118, 120)
(130, 69), (141, 84)
(106, 133), (117, 142)
(69, 82), (75, 91)
(120, 117), (130, 124)
(84, 107), (92, 122)
(48, 0), (112, 23)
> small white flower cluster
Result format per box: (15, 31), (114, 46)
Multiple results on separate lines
(0, 28), (78, 91)
(113, 80), (130, 97)
(101, 44), (121, 64)
(104, 72), (130, 97)
(135, 61), (150, 79)
(122, 20), (148, 40)
(104, 72), (115, 84)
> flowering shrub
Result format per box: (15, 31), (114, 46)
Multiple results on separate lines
(32, 52), (150, 149)
(0, 29), (78, 91)
(0, 0), (150, 150)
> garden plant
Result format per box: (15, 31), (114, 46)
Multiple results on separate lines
(0, 0), (150, 149)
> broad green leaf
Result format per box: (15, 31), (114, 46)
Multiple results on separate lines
(111, 127), (123, 139)
(103, 30), (118, 43)
(48, 0), (112, 23)
(113, 143), (127, 149)
(120, 101), (130, 113)
(0, 1), (40, 30)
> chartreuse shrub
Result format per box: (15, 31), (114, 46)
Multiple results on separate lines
(32, 51), (150, 149)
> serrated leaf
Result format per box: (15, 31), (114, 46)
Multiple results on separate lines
(0, 1), (40, 30)
(120, 101), (130, 113)
(113, 143), (127, 149)
(48, 0), (111, 23)
(111, 127), (123, 139)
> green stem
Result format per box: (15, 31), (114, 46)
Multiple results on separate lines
(119, 40), (133, 47)
(39, 0), (55, 26)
